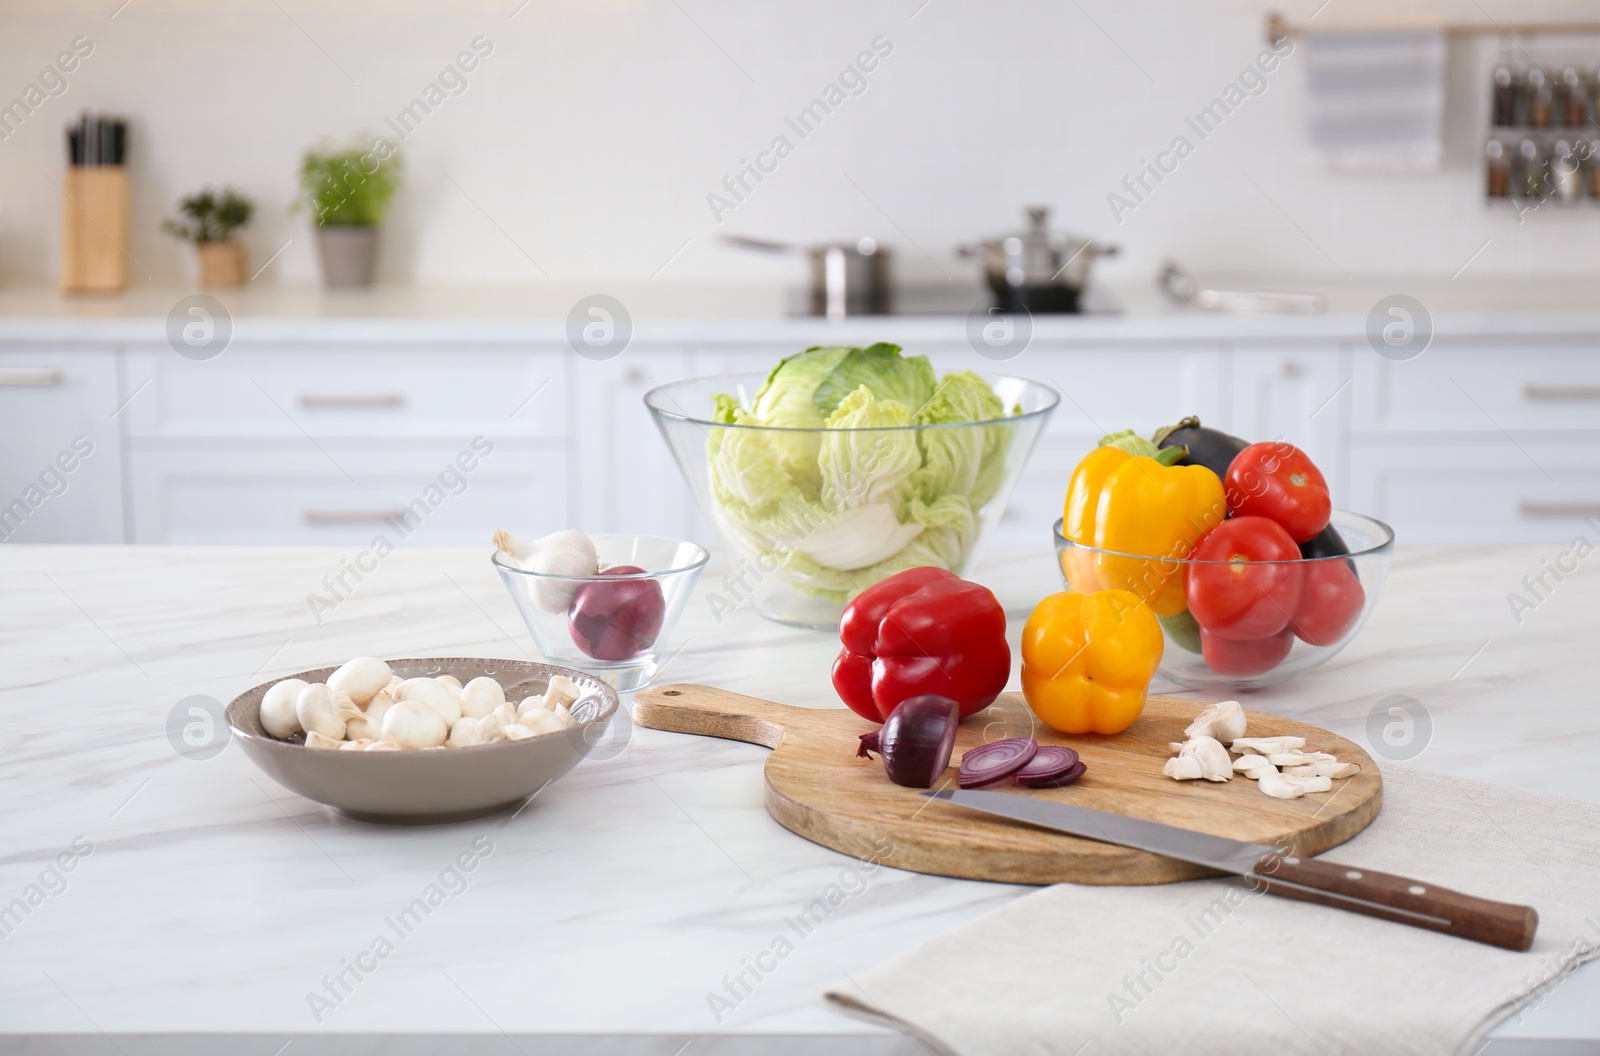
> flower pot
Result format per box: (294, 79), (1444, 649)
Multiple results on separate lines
(315, 225), (378, 288)
(194, 240), (246, 287)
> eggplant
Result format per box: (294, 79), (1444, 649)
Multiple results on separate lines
(1152, 416), (1249, 481)
(1300, 522), (1358, 577)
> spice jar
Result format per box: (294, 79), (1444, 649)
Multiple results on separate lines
(1492, 66), (1520, 126)
(1526, 68), (1554, 129)
(1561, 67), (1588, 127)
(1517, 138), (1548, 199)
(1486, 139), (1511, 198)
(1552, 139), (1583, 202)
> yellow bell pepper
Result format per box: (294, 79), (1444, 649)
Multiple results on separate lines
(1021, 589), (1164, 735)
(1061, 445), (1225, 617)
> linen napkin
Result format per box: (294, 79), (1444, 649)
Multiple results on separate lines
(827, 768), (1600, 1056)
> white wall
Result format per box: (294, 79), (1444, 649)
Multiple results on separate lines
(2, 0), (1598, 289)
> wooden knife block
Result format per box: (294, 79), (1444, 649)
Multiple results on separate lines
(60, 166), (129, 293)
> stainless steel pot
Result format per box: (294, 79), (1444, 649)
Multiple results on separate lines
(722, 235), (891, 320)
(958, 206), (1118, 313)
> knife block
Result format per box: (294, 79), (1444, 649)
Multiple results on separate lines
(60, 166), (129, 293)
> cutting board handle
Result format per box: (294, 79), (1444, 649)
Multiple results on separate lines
(634, 683), (837, 750)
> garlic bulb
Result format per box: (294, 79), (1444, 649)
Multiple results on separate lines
(447, 716), (488, 747)
(297, 684), (361, 740)
(459, 676), (505, 720)
(327, 657), (392, 706)
(380, 700), (448, 749)
(344, 690), (394, 741)
(305, 730), (344, 750)
(492, 528), (599, 613)
(260, 678), (309, 739)
(396, 677), (461, 726)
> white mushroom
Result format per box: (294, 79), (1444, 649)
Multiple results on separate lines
(492, 529), (599, 613)
(1233, 755), (1278, 779)
(1167, 742), (1187, 754)
(339, 738), (374, 751)
(482, 702), (521, 738)
(1231, 736), (1306, 756)
(1185, 700), (1247, 744)
(296, 684), (362, 740)
(365, 740), (403, 752)
(396, 677), (461, 727)
(1268, 751), (1336, 767)
(460, 677), (506, 720)
(551, 703), (575, 728)
(1163, 755), (1207, 781)
(1285, 761), (1361, 779)
(500, 723), (537, 741)
(1257, 770), (1307, 800)
(344, 690), (394, 741)
(1179, 736), (1233, 782)
(543, 674), (582, 709)
(305, 730), (344, 750)
(260, 678), (309, 740)
(516, 695), (550, 724)
(383, 675), (403, 695)
(380, 700), (448, 749)
(327, 657), (392, 706)
(436, 674), (462, 692)
(447, 716), (489, 748)
(520, 709), (569, 736)
(1283, 773), (1333, 794)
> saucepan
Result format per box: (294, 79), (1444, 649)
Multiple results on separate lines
(722, 234), (891, 320)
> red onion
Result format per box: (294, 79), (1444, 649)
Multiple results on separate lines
(957, 737), (1038, 788)
(1013, 746), (1080, 786)
(855, 694), (959, 789)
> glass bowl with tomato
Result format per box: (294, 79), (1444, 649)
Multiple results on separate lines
(1051, 509), (1394, 690)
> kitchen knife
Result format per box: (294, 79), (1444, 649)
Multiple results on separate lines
(923, 789), (1538, 951)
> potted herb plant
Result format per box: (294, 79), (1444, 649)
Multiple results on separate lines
(162, 188), (254, 287)
(297, 139), (400, 288)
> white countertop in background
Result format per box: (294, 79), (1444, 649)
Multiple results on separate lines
(1, 278), (1598, 345)
(1, 542), (1596, 1053)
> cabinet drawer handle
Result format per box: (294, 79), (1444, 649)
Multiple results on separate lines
(0, 367), (63, 387)
(297, 392), (406, 409)
(1523, 384), (1600, 402)
(1518, 500), (1600, 519)
(303, 509), (408, 525)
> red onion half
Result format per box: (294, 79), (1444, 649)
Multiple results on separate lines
(856, 694), (959, 789)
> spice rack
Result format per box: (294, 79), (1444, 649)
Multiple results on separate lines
(1486, 59), (1600, 205)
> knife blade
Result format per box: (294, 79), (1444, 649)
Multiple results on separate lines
(923, 788), (1539, 951)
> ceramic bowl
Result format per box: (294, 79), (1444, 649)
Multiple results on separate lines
(227, 658), (618, 824)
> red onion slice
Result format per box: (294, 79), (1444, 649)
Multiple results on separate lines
(1025, 759), (1087, 788)
(1013, 746), (1081, 785)
(957, 737), (1038, 788)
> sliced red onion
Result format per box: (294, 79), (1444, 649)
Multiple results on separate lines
(1013, 746), (1080, 786)
(957, 737), (1038, 788)
(1025, 759), (1087, 788)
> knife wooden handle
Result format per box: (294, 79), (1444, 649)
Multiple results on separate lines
(1252, 853), (1538, 951)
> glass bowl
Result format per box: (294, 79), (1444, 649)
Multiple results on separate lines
(1052, 509), (1395, 690)
(494, 534), (708, 692)
(645, 371), (1058, 629)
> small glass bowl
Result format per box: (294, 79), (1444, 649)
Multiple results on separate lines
(1052, 509), (1395, 691)
(494, 534), (709, 692)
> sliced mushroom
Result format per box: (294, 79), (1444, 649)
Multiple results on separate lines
(1179, 736), (1233, 782)
(1233, 755), (1278, 779)
(1283, 773), (1333, 794)
(1257, 770), (1307, 800)
(1285, 761), (1361, 779)
(1231, 736), (1306, 756)
(1163, 755), (1207, 780)
(1185, 700), (1247, 744)
(1267, 751), (1336, 767)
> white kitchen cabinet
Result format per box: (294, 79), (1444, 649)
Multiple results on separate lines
(1348, 441), (1600, 544)
(1227, 344), (1352, 503)
(127, 443), (561, 545)
(569, 347), (697, 539)
(1352, 341), (1600, 436)
(121, 345), (565, 441)
(0, 347), (124, 543)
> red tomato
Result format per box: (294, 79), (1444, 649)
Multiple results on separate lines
(1200, 626), (1294, 676)
(1289, 559), (1365, 646)
(1185, 517), (1304, 641)
(1224, 442), (1331, 543)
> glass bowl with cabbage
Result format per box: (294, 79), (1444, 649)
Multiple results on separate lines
(644, 344), (1058, 628)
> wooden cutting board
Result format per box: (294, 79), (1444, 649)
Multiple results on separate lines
(634, 684), (1382, 885)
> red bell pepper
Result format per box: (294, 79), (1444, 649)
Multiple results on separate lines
(832, 567), (1010, 723)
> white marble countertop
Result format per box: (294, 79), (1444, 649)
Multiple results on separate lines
(1, 278), (1599, 346)
(2, 542), (1596, 1054)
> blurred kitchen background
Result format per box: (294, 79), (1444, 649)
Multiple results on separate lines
(1, 0), (1598, 548)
